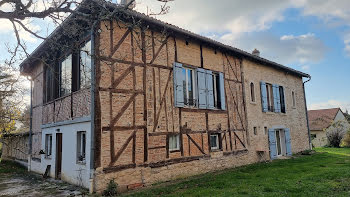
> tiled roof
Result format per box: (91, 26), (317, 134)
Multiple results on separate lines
(308, 108), (340, 131)
(20, 0), (310, 78)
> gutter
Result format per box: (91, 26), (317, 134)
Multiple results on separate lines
(89, 28), (96, 193)
(28, 77), (33, 171)
(303, 76), (312, 150)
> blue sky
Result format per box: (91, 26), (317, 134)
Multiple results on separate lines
(0, 0), (349, 111)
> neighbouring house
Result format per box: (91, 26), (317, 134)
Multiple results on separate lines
(308, 108), (350, 147)
(15, 0), (311, 193)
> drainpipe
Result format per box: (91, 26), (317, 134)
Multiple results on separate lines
(27, 76), (33, 171)
(89, 29), (96, 193)
(303, 76), (311, 150)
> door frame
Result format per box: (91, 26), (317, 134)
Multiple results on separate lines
(274, 129), (286, 156)
(55, 133), (63, 179)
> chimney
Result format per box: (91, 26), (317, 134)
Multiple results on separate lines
(120, 0), (136, 9)
(252, 48), (260, 57)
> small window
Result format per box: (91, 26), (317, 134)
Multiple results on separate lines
(250, 82), (255, 102)
(292, 91), (296, 108)
(60, 54), (72, 96)
(77, 131), (86, 163)
(264, 127), (268, 135)
(79, 40), (92, 89)
(182, 67), (197, 107)
(210, 134), (221, 150)
(253, 127), (257, 135)
(169, 134), (180, 151)
(45, 134), (52, 158)
(279, 86), (286, 113)
(311, 134), (316, 140)
(266, 83), (274, 112)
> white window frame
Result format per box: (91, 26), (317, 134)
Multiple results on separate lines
(45, 134), (52, 158)
(183, 67), (196, 107)
(77, 131), (86, 164)
(169, 134), (180, 151)
(212, 72), (221, 109)
(210, 134), (220, 150)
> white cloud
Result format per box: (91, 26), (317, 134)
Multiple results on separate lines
(220, 32), (326, 66)
(309, 100), (350, 112)
(344, 33), (350, 57)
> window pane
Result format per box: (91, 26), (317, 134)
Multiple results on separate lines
(210, 135), (218, 149)
(182, 68), (187, 105)
(60, 54), (72, 96)
(188, 69), (194, 106)
(80, 41), (92, 88)
(169, 135), (179, 150)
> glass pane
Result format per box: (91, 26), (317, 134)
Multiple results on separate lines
(182, 68), (187, 105)
(60, 54), (72, 96)
(80, 40), (92, 88)
(210, 135), (218, 149)
(188, 69), (194, 106)
(276, 130), (281, 155)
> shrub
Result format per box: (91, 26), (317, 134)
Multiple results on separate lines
(342, 129), (350, 147)
(326, 121), (347, 147)
(102, 179), (118, 197)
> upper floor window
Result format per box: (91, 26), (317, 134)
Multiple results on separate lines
(60, 54), (72, 97)
(44, 39), (92, 103)
(279, 86), (286, 113)
(265, 83), (274, 112)
(182, 67), (196, 107)
(250, 82), (255, 102)
(260, 81), (285, 113)
(173, 62), (226, 110)
(80, 40), (92, 89)
(292, 91), (296, 108)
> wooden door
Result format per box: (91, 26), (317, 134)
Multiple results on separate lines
(55, 133), (62, 179)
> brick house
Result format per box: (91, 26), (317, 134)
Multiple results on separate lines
(18, 0), (311, 192)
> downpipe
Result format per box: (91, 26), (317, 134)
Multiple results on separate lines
(303, 76), (312, 150)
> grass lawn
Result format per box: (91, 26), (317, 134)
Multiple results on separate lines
(124, 148), (350, 197)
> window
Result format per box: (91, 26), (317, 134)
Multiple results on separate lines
(212, 72), (222, 109)
(250, 82), (255, 102)
(292, 91), (296, 108)
(79, 40), (92, 89)
(182, 67), (196, 107)
(44, 66), (54, 102)
(77, 131), (86, 163)
(45, 134), (52, 158)
(253, 127), (257, 135)
(279, 86), (286, 113)
(266, 83), (274, 112)
(264, 127), (268, 135)
(169, 134), (180, 151)
(210, 134), (221, 150)
(261, 81), (286, 113)
(173, 63), (226, 110)
(60, 54), (72, 96)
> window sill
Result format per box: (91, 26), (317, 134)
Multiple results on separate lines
(77, 161), (86, 165)
(250, 101), (257, 105)
(169, 149), (180, 153)
(210, 149), (222, 152)
(181, 107), (226, 113)
(44, 156), (52, 160)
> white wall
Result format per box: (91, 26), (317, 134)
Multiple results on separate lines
(30, 121), (91, 188)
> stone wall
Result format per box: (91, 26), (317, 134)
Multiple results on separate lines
(242, 59), (310, 154)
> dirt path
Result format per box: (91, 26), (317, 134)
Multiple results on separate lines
(0, 162), (87, 197)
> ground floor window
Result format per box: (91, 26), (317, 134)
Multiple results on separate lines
(45, 134), (52, 158)
(169, 134), (180, 151)
(210, 134), (221, 150)
(77, 131), (86, 163)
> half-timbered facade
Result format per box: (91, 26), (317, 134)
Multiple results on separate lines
(18, 0), (311, 193)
